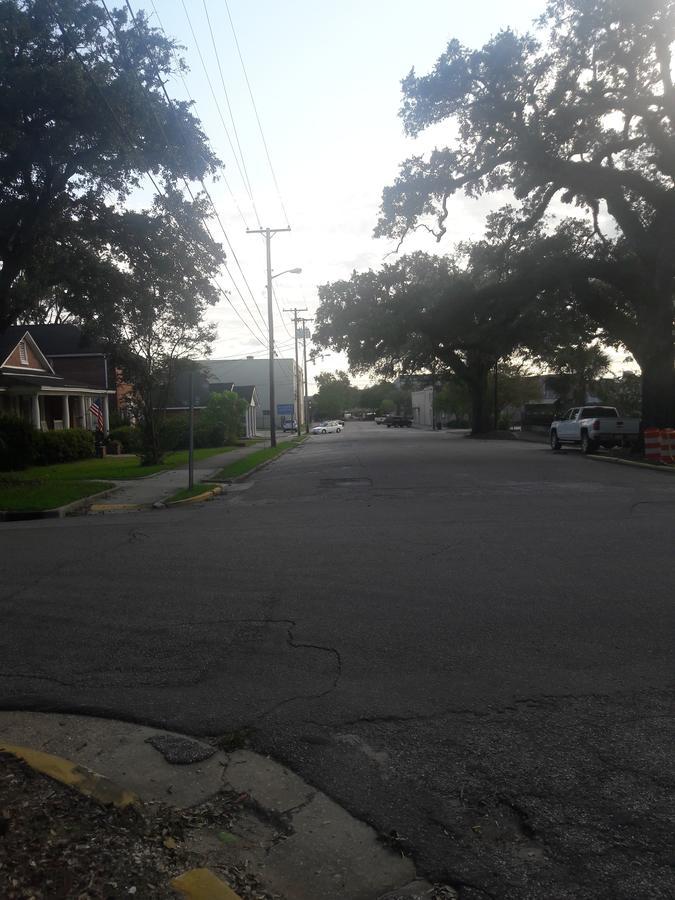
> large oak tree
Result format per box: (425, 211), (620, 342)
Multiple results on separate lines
(0, 0), (218, 328)
(377, 0), (675, 426)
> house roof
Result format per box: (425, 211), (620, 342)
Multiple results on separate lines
(0, 324), (106, 357)
(233, 385), (257, 404)
(0, 372), (64, 389)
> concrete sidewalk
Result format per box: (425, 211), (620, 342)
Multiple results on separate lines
(92, 432), (297, 512)
(0, 711), (426, 900)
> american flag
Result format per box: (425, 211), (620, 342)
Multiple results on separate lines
(89, 401), (104, 430)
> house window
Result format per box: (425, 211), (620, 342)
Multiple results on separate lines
(19, 340), (28, 365)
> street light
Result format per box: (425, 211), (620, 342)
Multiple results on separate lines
(272, 267), (302, 279)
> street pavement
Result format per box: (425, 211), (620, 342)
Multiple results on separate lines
(1, 423), (673, 899)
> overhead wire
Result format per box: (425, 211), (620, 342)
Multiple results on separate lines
(52, 0), (268, 350)
(177, 0), (261, 228)
(223, 0), (291, 227)
(149, 0), (250, 231)
(200, 0), (261, 229)
(119, 0), (270, 340)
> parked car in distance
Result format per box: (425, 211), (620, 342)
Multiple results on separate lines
(281, 420), (297, 432)
(374, 416), (387, 424)
(385, 415), (413, 428)
(311, 421), (343, 434)
(550, 406), (641, 454)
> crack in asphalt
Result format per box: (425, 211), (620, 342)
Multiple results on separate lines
(254, 622), (343, 720)
(0, 616), (342, 716)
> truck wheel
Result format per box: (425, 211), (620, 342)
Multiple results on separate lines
(550, 430), (561, 451)
(580, 432), (596, 455)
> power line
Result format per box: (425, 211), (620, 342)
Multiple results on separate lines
(177, 0), (260, 228)
(223, 0), (291, 227)
(149, 0), (250, 231)
(201, 0), (262, 229)
(272, 285), (294, 340)
(54, 0), (268, 350)
(120, 0), (270, 338)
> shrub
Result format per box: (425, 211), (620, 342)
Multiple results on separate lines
(159, 416), (189, 452)
(194, 421), (225, 448)
(32, 428), (95, 465)
(200, 391), (247, 445)
(108, 425), (142, 453)
(159, 416), (226, 451)
(0, 415), (34, 471)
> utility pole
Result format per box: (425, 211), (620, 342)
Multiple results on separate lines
(247, 226), (291, 447)
(299, 317), (312, 433)
(284, 306), (308, 437)
(188, 368), (194, 489)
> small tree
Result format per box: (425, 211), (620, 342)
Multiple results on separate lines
(111, 192), (224, 464)
(200, 391), (247, 446)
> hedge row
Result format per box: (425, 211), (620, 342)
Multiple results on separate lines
(0, 415), (95, 470)
(109, 418), (236, 454)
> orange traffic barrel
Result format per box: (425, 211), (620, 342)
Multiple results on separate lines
(660, 428), (675, 464)
(644, 428), (661, 463)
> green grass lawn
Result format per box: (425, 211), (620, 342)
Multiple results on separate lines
(212, 436), (306, 481)
(5, 446), (235, 483)
(0, 479), (114, 511)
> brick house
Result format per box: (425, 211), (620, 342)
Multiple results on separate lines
(0, 325), (118, 433)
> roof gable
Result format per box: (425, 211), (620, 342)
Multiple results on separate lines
(1, 331), (55, 374)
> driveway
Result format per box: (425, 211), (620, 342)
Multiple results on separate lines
(1, 423), (673, 898)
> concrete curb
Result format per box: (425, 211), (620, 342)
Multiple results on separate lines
(0, 486), (117, 522)
(587, 454), (675, 474)
(171, 868), (242, 900)
(0, 737), (242, 899)
(212, 438), (308, 486)
(166, 484), (223, 506)
(0, 741), (137, 807)
(0, 711), (419, 900)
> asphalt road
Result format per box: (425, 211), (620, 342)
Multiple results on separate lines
(1, 424), (674, 899)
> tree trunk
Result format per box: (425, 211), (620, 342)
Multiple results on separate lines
(634, 292), (675, 428)
(467, 361), (491, 434)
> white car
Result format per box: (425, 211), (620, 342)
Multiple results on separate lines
(311, 421), (342, 434)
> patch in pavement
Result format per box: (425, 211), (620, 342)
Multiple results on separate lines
(320, 477), (372, 488)
(146, 733), (216, 764)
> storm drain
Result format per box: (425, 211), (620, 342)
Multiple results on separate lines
(320, 477), (372, 488)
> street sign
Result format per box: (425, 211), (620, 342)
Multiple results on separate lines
(277, 403), (294, 415)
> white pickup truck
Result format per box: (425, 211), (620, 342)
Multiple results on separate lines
(550, 406), (641, 454)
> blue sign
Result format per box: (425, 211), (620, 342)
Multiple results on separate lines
(277, 403), (294, 415)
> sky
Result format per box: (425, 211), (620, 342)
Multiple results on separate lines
(147, 0), (547, 387)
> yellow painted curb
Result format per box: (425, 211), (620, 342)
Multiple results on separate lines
(171, 868), (242, 899)
(167, 485), (223, 506)
(0, 742), (137, 808)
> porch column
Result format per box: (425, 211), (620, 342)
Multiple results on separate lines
(62, 395), (71, 429)
(79, 396), (86, 429)
(102, 393), (110, 436)
(32, 394), (41, 429)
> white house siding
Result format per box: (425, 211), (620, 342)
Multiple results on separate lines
(412, 387), (433, 427)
